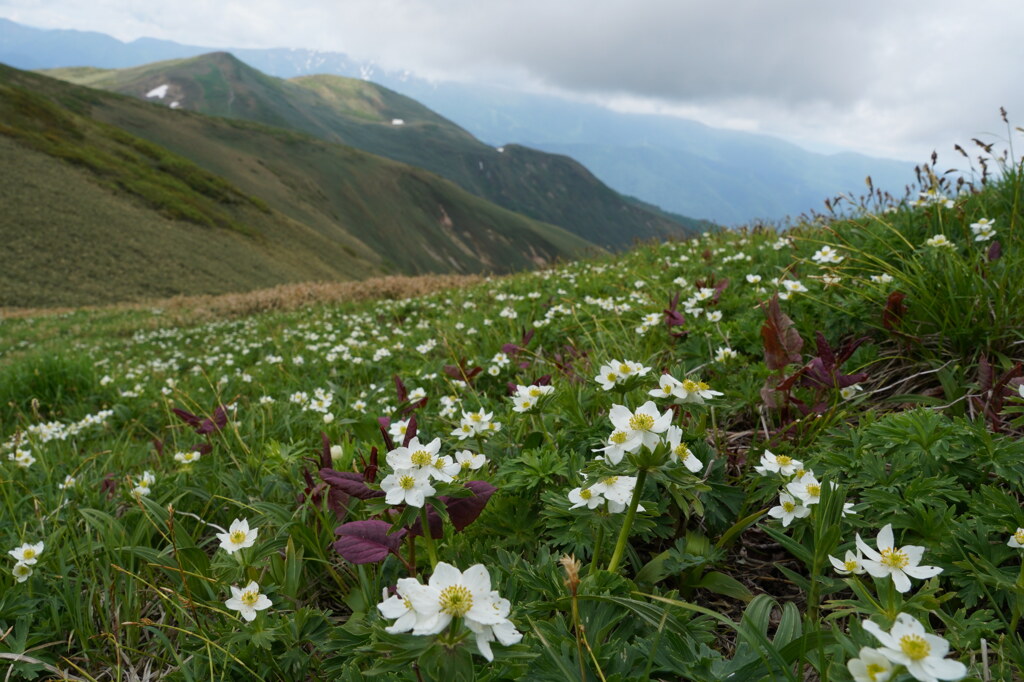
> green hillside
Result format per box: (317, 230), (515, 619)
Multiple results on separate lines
(43, 53), (708, 247)
(0, 64), (599, 307)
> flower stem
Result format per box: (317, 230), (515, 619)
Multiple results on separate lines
(606, 469), (648, 573)
(419, 505), (439, 569)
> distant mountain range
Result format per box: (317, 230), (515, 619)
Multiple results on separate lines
(0, 17), (917, 225)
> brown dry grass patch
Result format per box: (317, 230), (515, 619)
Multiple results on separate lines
(1, 274), (484, 323)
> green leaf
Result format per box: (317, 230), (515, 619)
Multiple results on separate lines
(696, 571), (753, 602)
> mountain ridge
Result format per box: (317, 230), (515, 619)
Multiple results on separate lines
(41, 51), (702, 247)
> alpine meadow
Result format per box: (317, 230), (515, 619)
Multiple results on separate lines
(4, 11), (1024, 682)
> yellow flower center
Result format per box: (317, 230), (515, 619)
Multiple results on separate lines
(674, 444), (691, 459)
(410, 450), (433, 466)
(866, 663), (888, 680)
(601, 476), (619, 487)
(240, 590), (259, 607)
(438, 584), (473, 617)
(1014, 530), (1024, 545)
(898, 633), (931, 661)
(880, 548), (909, 569)
(521, 400), (532, 409)
(775, 455), (792, 467)
(782, 501), (795, 512)
(529, 388), (542, 397)
(805, 484), (821, 498)
(610, 431), (629, 444)
(661, 383), (673, 393)
(618, 364), (631, 374)
(844, 560), (859, 572)
(580, 488), (593, 500)
(229, 530), (247, 545)
(682, 380), (699, 392)
(605, 372), (618, 382)
(470, 414), (482, 422)
(23, 548), (35, 560)
(399, 475), (417, 490)
(696, 381), (710, 391)
(629, 413), (655, 431)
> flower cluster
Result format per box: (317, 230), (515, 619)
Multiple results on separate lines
(510, 383), (554, 413)
(594, 359), (651, 391)
(451, 409), (502, 441)
(8, 541), (43, 583)
(377, 562), (522, 661)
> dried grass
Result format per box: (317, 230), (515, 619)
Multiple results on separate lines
(1, 274), (484, 323)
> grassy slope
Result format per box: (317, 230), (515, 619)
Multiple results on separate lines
(43, 53), (707, 248)
(0, 154), (1021, 679)
(0, 64), (599, 306)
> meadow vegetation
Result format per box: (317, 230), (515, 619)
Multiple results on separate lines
(1, 130), (1023, 681)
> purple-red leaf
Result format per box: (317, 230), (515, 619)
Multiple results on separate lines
(446, 480), (496, 531)
(319, 469), (384, 500)
(882, 291), (907, 331)
(333, 520), (406, 564)
(760, 295), (804, 370)
(988, 240), (1002, 262)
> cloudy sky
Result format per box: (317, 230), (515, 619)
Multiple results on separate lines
(3, 0), (1023, 160)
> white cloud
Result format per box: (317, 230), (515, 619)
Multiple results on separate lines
(3, 0), (1023, 160)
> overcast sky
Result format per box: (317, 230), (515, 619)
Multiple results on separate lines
(3, 0), (1023, 161)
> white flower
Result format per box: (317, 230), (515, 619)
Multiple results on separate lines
(924, 234), (954, 249)
(870, 273), (894, 284)
(403, 563), (504, 634)
(753, 450), (802, 477)
(592, 429), (642, 465)
(970, 218), (996, 241)
(8, 542), (44, 565)
(377, 584), (426, 634)
(11, 562), (33, 583)
(767, 492), (810, 527)
(856, 524), (943, 593)
(786, 472), (823, 506)
(428, 455), (462, 483)
(861, 613), (967, 682)
(386, 437), (442, 472)
(608, 402), (672, 452)
(217, 518), (258, 554)
(847, 647), (894, 682)
(706, 310), (723, 322)
(714, 347), (737, 363)
(455, 450), (487, 471)
(665, 426), (703, 473)
(589, 475), (639, 507)
(568, 486), (604, 510)
(380, 467), (435, 508)
(174, 450), (202, 464)
(1007, 528), (1024, 549)
(812, 245), (845, 264)
(782, 279), (808, 294)
(829, 549), (867, 576)
(677, 378), (722, 404)
(841, 384), (864, 400)
(225, 581), (272, 622)
(648, 373), (683, 400)
(58, 474), (77, 490)
(745, 274), (762, 284)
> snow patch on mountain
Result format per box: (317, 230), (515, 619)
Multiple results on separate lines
(146, 84), (169, 99)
